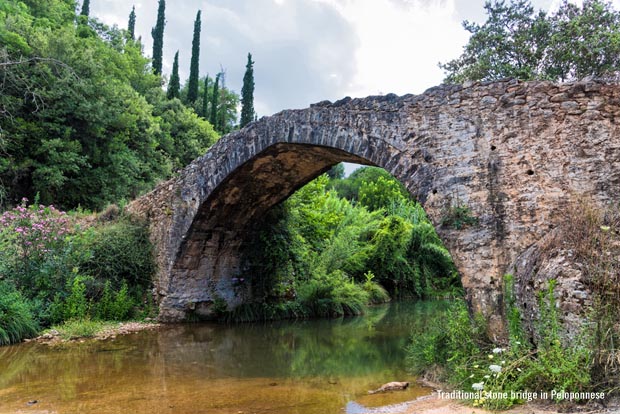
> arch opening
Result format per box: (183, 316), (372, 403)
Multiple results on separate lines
(165, 142), (456, 321)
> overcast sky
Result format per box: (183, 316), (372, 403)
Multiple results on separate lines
(89, 0), (602, 117)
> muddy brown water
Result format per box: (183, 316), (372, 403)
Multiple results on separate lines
(0, 301), (447, 413)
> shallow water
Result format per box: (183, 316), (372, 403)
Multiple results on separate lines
(0, 301), (446, 414)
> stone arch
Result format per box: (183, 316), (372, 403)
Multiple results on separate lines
(128, 79), (620, 332)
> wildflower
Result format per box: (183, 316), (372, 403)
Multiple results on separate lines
(484, 375), (490, 379)
(473, 364), (479, 369)
(489, 364), (502, 373)
(501, 360), (506, 365)
(469, 374), (475, 378)
(488, 354), (494, 359)
(492, 347), (505, 354)
(601, 225), (611, 232)
(472, 382), (484, 391)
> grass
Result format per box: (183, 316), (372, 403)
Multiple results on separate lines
(406, 278), (593, 410)
(51, 318), (115, 340)
(0, 281), (39, 345)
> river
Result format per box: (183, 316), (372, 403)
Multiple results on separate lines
(0, 301), (447, 414)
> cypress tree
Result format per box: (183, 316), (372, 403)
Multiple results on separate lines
(209, 73), (220, 128)
(240, 53), (255, 128)
(128, 5), (136, 40)
(80, 0), (90, 16)
(201, 75), (210, 118)
(187, 10), (201, 103)
(151, 0), (165, 75)
(167, 51), (180, 100)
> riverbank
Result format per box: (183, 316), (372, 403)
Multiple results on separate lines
(26, 320), (160, 345)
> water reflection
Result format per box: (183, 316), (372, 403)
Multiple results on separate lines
(0, 301), (446, 414)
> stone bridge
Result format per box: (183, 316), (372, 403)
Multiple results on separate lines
(128, 78), (620, 333)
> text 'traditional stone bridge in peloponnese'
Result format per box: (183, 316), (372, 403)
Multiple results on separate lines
(129, 78), (620, 334)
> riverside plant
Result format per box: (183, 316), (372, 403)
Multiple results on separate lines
(0, 198), (71, 263)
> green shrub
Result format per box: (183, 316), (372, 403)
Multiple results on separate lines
(0, 281), (39, 345)
(78, 219), (155, 292)
(440, 203), (478, 230)
(362, 271), (390, 304)
(406, 279), (594, 410)
(95, 280), (135, 321)
(52, 318), (109, 340)
(297, 271), (369, 318)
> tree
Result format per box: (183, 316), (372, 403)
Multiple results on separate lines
(167, 51), (180, 99)
(127, 5), (136, 40)
(209, 72), (220, 127)
(201, 75), (210, 118)
(240, 52), (255, 128)
(186, 10), (201, 103)
(441, 0), (620, 83)
(440, 0), (549, 83)
(545, 0), (620, 81)
(151, 0), (165, 75)
(80, 0), (90, 17)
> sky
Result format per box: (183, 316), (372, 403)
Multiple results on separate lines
(89, 0), (591, 117)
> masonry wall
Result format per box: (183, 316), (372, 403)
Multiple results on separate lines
(128, 78), (620, 334)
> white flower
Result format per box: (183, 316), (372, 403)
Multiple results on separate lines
(469, 374), (475, 378)
(492, 347), (505, 354)
(472, 382), (484, 391)
(484, 375), (490, 379)
(489, 364), (502, 373)
(501, 360), (506, 365)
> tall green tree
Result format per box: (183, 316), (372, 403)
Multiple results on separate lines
(209, 72), (220, 127)
(201, 75), (210, 118)
(127, 5), (136, 40)
(151, 0), (165, 75)
(80, 0), (90, 16)
(167, 50), (180, 99)
(240, 52), (255, 128)
(187, 10), (201, 103)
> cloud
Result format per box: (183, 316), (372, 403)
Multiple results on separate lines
(91, 0), (578, 115)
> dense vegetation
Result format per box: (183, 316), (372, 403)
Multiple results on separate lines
(0, 199), (156, 344)
(229, 168), (461, 322)
(415, 214), (617, 407)
(442, 0), (620, 83)
(0, 0), (240, 211)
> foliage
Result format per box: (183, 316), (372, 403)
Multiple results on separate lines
(0, 280), (38, 345)
(186, 10), (201, 104)
(330, 166), (409, 206)
(406, 278), (594, 410)
(442, 0), (620, 83)
(127, 5), (136, 40)
(235, 170), (460, 322)
(240, 52), (255, 127)
(167, 51), (180, 99)
(95, 280), (135, 321)
(151, 0), (165, 75)
(0, 200), (154, 334)
(0, 1), (223, 210)
(543, 199), (620, 391)
(80, 0), (90, 17)
(210, 72), (221, 128)
(440, 202), (479, 230)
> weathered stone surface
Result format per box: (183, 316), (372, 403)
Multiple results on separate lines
(128, 79), (620, 332)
